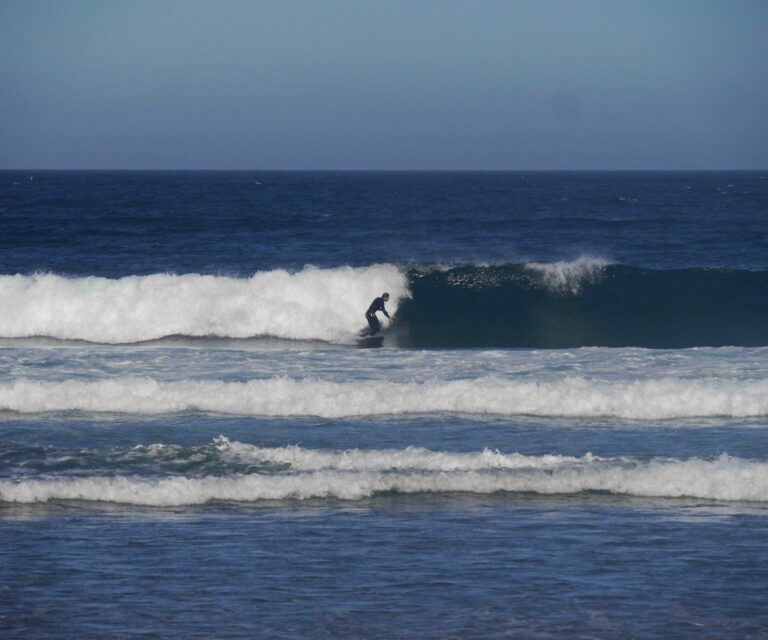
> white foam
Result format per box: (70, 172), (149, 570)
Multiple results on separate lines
(1, 375), (768, 419)
(1, 449), (765, 504)
(0, 266), (408, 343)
(211, 436), (599, 470)
(524, 256), (610, 294)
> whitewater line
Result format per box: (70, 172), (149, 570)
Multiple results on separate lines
(1, 375), (767, 419)
(1, 452), (766, 504)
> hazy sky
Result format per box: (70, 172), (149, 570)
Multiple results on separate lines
(1, 0), (766, 169)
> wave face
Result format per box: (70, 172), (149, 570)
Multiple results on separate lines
(1, 439), (765, 505)
(399, 261), (768, 348)
(2, 376), (767, 419)
(1, 260), (767, 347)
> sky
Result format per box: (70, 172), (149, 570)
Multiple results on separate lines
(1, 0), (767, 170)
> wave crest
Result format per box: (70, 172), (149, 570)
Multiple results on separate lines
(524, 256), (610, 294)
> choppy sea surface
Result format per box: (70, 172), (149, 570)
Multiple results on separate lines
(1, 171), (768, 638)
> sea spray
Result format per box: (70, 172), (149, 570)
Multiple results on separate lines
(523, 256), (609, 294)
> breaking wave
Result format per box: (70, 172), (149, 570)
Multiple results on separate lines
(2, 375), (767, 419)
(1, 259), (768, 347)
(1, 440), (765, 504)
(0, 265), (407, 344)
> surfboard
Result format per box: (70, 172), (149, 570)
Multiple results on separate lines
(356, 334), (384, 348)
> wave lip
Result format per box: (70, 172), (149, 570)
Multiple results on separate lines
(0, 265), (408, 344)
(1, 376), (768, 419)
(1, 443), (765, 505)
(524, 256), (610, 294)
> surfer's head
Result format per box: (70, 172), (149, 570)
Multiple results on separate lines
(382, 293), (390, 301)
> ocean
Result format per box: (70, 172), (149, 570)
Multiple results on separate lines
(1, 171), (767, 638)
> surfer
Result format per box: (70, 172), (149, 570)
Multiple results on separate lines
(364, 293), (392, 336)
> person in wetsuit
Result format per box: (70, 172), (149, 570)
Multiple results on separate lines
(365, 292), (391, 335)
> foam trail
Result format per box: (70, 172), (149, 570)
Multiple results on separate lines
(524, 256), (609, 294)
(0, 265), (408, 343)
(1, 451), (766, 504)
(2, 376), (768, 419)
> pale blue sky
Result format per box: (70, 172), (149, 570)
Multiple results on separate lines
(1, 0), (766, 169)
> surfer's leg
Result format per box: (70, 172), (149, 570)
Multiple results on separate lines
(366, 314), (381, 335)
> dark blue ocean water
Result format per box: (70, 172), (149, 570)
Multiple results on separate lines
(2, 172), (768, 638)
(2, 171), (767, 274)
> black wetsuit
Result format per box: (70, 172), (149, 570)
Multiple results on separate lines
(365, 297), (390, 335)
